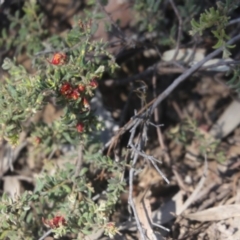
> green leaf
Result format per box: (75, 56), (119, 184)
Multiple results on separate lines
(79, 167), (88, 176)
(212, 39), (224, 49)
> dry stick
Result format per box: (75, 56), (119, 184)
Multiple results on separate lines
(104, 64), (156, 86)
(149, 32), (240, 115)
(96, 0), (126, 41)
(152, 75), (164, 149)
(107, 59), (240, 86)
(168, 0), (183, 61)
(172, 166), (189, 192)
(228, 17), (240, 26)
(201, 59), (240, 70)
(74, 142), (83, 178)
(128, 120), (146, 240)
(179, 153), (208, 215)
(152, 75), (171, 165)
(128, 115), (170, 238)
(107, 32), (240, 154)
(38, 229), (52, 240)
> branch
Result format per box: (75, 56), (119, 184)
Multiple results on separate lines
(228, 17), (240, 26)
(96, 0), (126, 41)
(128, 118), (147, 240)
(74, 142), (83, 178)
(149, 32), (240, 115)
(168, 0), (183, 61)
(106, 33), (240, 155)
(38, 229), (52, 240)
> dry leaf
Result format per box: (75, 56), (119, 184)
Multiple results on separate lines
(210, 100), (240, 139)
(3, 176), (21, 200)
(135, 190), (159, 240)
(184, 205), (240, 221)
(162, 48), (205, 62)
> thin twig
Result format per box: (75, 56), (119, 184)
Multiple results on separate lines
(179, 153), (208, 215)
(151, 222), (170, 232)
(128, 120), (146, 240)
(148, 157), (169, 184)
(168, 0), (183, 61)
(47, 146), (57, 160)
(152, 74), (171, 165)
(127, 113), (169, 238)
(74, 142), (83, 178)
(228, 17), (240, 26)
(38, 229), (52, 240)
(104, 64), (156, 86)
(96, 0), (126, 41)
(106, 33), (240, 155)
(200, 59), (240, 70)
(172, 166), (189, 192)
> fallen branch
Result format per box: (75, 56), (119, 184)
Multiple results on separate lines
(149, 33), (240, 115)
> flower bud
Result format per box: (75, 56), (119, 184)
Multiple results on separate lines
(83, 98), (90, 109)
(60, 82), (73, 96)
(49, 53), (66, 65)
(76, 122), (84, 133)
(89, 78), (98, 89)
(78, 83), (86, 92)
(70, 88), (80, 100)
(42, 215), (66, 229)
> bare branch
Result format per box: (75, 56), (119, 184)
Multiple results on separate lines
(228, 17), (240, 26)
(149, 33), (240, 115)
(128, 119), (146, 240)
(168, 0), (183, 61)
(74, 142), (84, 178)
(179, 153), (208, 215)
(38, 229), (52, 240)
(96, 0), (126, 41)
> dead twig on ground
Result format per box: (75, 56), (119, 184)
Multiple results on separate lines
(168, 0), (183, 61)
(38, 229), (52, 240)
(96, 0), (126, 41)
(106, 32), (240, 155)
(127, 110), (170, 239)
(178, 153), (208, 215)
(128, 117), (146, 240)
(149, 33), (240, 115)
(152, 74), (171, 165)
(74, 142), (83, 178)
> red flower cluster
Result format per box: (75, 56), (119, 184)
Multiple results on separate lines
(49, 53), (67, 65)
(59, 78), (99, 133)
(60, 82), (85, 101)
(42, 215), (66, 229)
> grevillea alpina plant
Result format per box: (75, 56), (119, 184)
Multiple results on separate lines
(0, 1), (124, 239)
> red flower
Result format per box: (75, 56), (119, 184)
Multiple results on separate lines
(60, 82), (73, 96)
(42, 215), (66, 229)
(83, 98), (90, 109)
(76, 122), (84, 133)
(78, 83), (86, 92)
(89, 79), (98, 89)
(49, 53), (66, 65)
(70, 88), (80, 100)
